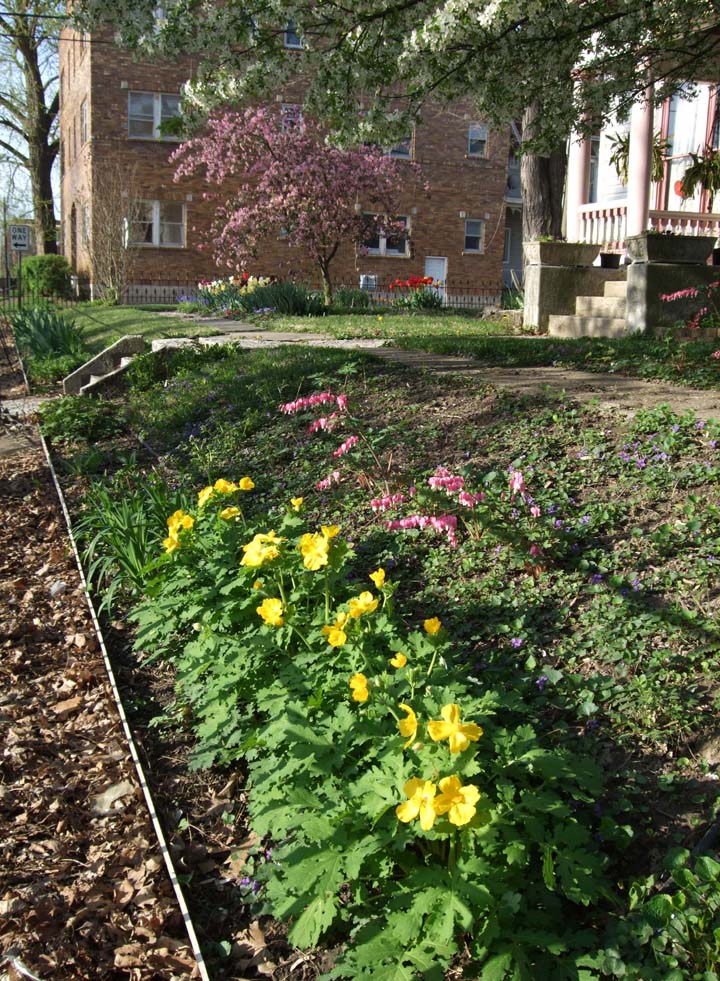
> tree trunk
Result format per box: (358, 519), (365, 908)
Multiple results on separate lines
(521, 99), (567, 244)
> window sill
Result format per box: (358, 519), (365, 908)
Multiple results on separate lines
(130, 243), (187, 250)
(464, 154), (488, 161)
(366, 252), (412, 259)
(462, 250), (484, 256)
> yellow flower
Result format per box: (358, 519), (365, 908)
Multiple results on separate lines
(434, 776), (481, 827)
(321, 524), (340, 539)
(396, 778), (437, 831)
(220, 506), (241, 520)
(348, 591), (379, 619)
(390, 652), (408, 669)
(369, 568), (386, 589)
(299, 532), (330, 571)
(290, 497), (304, 511)
(240, 531), (284, 567)
(322, 624), (347, 647)
(256, 597), (284, 627)
(253, 579), (263, 589)
(349, 672), (369, 702)
(213, 478), (238, 494)
(167, 509), (194, 532)
(427, 704), (483, 754)
(238, 477), (255, 491)
(163, 533), (181, 554)
(423, 617), (442, 636)
(197, 486), (215, 508)
(398, 703), (417, 748)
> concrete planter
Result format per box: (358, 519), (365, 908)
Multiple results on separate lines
(626, 233), (717, 264)
(524, 241), (601, 267)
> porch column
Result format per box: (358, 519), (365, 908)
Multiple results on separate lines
(626, 83), (654, 237)
(565, 130), (591, 242)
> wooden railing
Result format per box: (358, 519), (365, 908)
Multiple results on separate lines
(577, 204), (720, 251)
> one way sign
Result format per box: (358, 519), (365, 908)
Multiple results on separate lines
(9, 225), (30, 251)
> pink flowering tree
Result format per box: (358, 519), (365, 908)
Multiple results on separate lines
(172, 107), (410, 305)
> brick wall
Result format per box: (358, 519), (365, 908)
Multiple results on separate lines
(60, 28), (511, 298)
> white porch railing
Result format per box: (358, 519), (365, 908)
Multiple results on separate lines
(577, 204), (720, 251)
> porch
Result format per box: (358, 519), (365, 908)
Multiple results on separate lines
(576, 204), (720, 253)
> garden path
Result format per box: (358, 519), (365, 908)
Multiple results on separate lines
(153, 321), (720, 420)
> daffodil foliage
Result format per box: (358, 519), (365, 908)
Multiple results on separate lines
(73, 0), (720, 149)
(131, 473), (624, 977)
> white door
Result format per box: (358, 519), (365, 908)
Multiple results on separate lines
(424, 256), (447, 303)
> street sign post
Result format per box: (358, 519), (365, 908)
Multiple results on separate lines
(9, 224), (31, 308)
(9, 225), (30, 252)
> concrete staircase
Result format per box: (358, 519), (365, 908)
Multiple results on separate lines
(548, 278), (628, 338)
(63, 335), (146, 395)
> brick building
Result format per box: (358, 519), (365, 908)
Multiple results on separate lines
(58, 25), (518, 303)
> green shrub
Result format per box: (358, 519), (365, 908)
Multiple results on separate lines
(11, 307), (85, 359)
(20, 254), (73, 298)
(332, 287), (371, 312)
(38, 395), (126, 445)
(25, 352), (85, 383)
(239, 280), (325, 316)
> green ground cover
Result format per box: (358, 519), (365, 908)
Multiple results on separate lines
(72, 304), (209, 354)
(40, 344), (720, 979)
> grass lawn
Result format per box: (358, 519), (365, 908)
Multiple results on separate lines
(40, 343), (720, 979)
(263, 310), (516, 339)
(71, 303), (210, 354)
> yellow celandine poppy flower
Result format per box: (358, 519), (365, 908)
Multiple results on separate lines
(290, 497), (304, 511)
(348, 591), (379, 619)
(238, 477), (255, 491)
(349, 672), (369, 702)
(167, 509), (194, 533)
(197, 486), (215, 508)
(321, 524), (340, 539)
(423, 617), (442, 635)
(396, 778), (438, 831)
(434, 775), (481, 827)
(369, 568), (386, 589)
(322, 612), (348, 647)
(398, 703), (418, 748)
(427, 703), (483, 753)
(253, 580), (263, 589)
(390, 652), (408, 669)
(299, 532), (330, 571)
(240, 531), (284, 567)
(220, 506), (241, 520)
(163, 533), (181, 553)
(256, 597), (284, 627)
(214, 478), (238, 494)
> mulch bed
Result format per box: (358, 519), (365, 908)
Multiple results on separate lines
(0, 347), (319, 981)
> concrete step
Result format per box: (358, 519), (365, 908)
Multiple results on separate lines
(88, 374), (105, 385)
(575, 295), (626, 318)
(604, 280), (628, 298)
(548, 315), (628, 338)
(119, 356), (134, 368)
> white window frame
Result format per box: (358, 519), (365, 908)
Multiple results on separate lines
(467, 122), (489, 158)
(129, 200), (186, 248)
(128, 91), (182, 141)
(284, 19), (303, 48)
(364, 216), (410, 257)
(83, 204), (91, 244)
(80, 99), (88, 145)
(464, 218), (485, 253)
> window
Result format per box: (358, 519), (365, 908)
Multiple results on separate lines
(467, 122), (488, 158)
(128, 91), (181, 140)
(364, 216), (410, 257)
(464, 219), (484, 253)
(129, 201), (185, 247)
(281, 103), (304, 131)
(503, 227), (511, 264)
(284, 19), (303, 48)
(80, 99), (88, 145)
(387, 136), (412, 159)
(83, 205), (91, 244)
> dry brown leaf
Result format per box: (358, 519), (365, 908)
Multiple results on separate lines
(50, 696), (83, 719)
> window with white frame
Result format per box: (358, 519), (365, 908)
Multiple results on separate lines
(129, 201), (185, 247)
(80, 99), (88, 145)
(364, 216), (410, 256)
(284, 19), (303, 48)
(467, 122), (488, 158)
(502, 227), (511, 264)
(83, 204), (91, 244)
(464, 218), (484, 253)
(128, 91), (181, 140)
